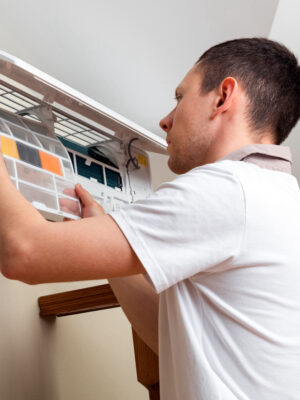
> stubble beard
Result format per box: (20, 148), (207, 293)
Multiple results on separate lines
(168, 134), (213, 174)
(168, 154), (191, 174)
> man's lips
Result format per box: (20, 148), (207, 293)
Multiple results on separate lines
(166, 138), (171, 145)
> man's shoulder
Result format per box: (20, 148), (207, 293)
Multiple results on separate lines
(155, 160), (246, 201)
(174, 159), (286, 195)
(178, 159), (246, 183)
(191, 158), (291, 181)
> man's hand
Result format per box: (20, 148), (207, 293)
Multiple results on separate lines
(60, 184), (105, 219)
(74, 184), (105, 218)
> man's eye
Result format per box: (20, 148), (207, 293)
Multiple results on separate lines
(174, 95), (182, 103)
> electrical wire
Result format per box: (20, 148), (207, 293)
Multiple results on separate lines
(125, 138), (139, 170)
(126, 138), (139, 202)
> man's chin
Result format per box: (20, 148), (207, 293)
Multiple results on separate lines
(168, 157), (188, 175)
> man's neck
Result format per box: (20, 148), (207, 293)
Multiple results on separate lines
(202, 132), (275, 166)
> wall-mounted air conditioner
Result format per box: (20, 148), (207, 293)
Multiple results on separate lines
(0, 51), (167, 221)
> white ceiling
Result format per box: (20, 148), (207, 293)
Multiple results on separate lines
(2, 0), (300, 179)
(0, 0), (279, 138)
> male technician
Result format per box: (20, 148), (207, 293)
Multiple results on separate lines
(1, 38), (300, 399)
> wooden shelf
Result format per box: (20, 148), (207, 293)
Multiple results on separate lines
(38, 283), (119, 317)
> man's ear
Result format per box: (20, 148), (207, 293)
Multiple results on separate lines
(211, 77), (238, 119)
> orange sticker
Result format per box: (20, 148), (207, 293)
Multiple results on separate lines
(39, 151), (62, 176)
(0, 136), (19, 159)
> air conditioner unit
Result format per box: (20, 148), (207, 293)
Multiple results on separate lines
(0, 51), (167, 221)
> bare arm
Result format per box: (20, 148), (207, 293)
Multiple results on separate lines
(0, 155), (146, 283)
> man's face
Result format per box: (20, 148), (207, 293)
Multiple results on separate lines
(159, 66), (216, 174)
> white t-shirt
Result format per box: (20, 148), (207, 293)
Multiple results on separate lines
(110, 159), (300, 400)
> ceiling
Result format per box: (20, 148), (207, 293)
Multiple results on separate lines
(0, 0), (279, 136)
(2, 0), (300, 178)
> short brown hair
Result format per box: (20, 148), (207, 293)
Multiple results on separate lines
(197, 38), (300, 144)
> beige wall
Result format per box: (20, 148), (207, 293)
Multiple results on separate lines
(0, 152), (175, 400)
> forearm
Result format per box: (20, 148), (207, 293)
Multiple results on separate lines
(109, 274), (159, 354)
(0, 157), (44, 228)
(0, 155), (145, 285)
(0, 156), (46, 276)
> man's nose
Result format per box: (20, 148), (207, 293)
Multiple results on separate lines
(159, 111), (173, 133)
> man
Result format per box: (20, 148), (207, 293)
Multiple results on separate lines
(1, 37), (300, 399)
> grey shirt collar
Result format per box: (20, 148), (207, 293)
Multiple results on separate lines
(218, 144), (292, 174)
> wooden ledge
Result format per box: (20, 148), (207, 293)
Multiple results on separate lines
(38, 283), (119, 317)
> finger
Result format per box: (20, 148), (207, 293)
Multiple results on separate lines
(59, 198), (77, 212)
(75, 184), (94, 206)
(59, 198), (81, 216)
(63, 187), (76, 198)
(60, 205), (81, 217)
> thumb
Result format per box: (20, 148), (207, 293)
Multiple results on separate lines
(75, 183), (94, 206)
(75, 183), (105, 218)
